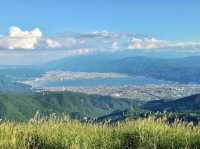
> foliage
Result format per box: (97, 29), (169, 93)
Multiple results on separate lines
(0, 91), (132, 121)
(143, 94), (200, 113)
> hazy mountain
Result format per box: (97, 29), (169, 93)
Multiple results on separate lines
(44, 55), (200, 83)
(111, 56), (200, 83)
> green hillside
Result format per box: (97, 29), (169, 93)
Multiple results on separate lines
(143, 94), (200, 113)
(0, 91), (134, 121)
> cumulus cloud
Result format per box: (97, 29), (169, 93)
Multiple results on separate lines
(0, 26), (42, 49)
(128, 37), (167, 49)
(0, 26), (64, 50)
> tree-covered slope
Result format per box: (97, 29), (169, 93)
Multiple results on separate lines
(143, 94), (200, 113)
(0, 91), (134, 121)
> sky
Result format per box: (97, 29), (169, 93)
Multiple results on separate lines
(0, 0), (199, 39)
(0, 0), (200, 65)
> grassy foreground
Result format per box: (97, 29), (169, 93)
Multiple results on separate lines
(0, 115), (200, 149)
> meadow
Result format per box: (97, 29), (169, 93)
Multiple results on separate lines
(0, 114), (200, 149)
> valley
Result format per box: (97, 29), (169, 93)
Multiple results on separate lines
(19, 69), (200, 101)
(1, 2), (200, 148)
(1, 55), (200, 121)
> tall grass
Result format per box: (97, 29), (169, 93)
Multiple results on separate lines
(0, 115), (200, 149)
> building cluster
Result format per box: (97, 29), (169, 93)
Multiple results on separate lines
(38, 84), (200, 101)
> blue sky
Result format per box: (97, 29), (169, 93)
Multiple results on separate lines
(0, 0), (199, 40)
(0, 0), (200, 65)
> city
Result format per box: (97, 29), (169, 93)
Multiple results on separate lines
(37, 84), (200, 101)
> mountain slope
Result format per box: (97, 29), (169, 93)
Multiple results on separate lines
(0, 91), (136, 121)
(143, 94), (200, 113)
(94, 94), (200, 123)
(112, 56), (200, 83)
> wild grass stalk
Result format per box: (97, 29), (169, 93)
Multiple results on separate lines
(0, 115), (200, 149)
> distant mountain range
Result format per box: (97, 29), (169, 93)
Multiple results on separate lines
(1, 54), (200, 84)
(43, 55), (200, 83)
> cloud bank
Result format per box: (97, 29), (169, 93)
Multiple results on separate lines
(0, 26), (200, 53)
(128, 37), (200, 50)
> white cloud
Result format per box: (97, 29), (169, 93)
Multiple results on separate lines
(1, 27), (200, 53)
(128, 37), (200, 51)
(128, 37), (167, 49)
(112, 42), (120, 49)
(46, 38), (61, 48)
(0, 26), (65, 50)
(61, 37), (77, 47)
(84, 30), (118, 38)
(9, 26), (42, 37)
(168, 42), (200, 50)
(0, 26), (42, 49)
(92, 30), (111, 37)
